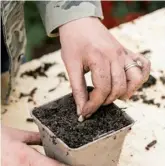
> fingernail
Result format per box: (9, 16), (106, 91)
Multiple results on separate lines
(76, 105), (81, 116)
(78, 115), (85, 122)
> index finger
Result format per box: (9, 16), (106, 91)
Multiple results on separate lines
(81, 56), (111, 118)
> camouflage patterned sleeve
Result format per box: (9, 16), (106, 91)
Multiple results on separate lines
(36, 1), (103, 37)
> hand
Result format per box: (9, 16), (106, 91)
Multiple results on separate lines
(2, 125), (67, 166)
(59, 17), (150, 118)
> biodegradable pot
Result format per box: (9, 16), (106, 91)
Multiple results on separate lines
(31, 91), (134, 166)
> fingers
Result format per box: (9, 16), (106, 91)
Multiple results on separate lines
(3, 126), (41, 145)
(22, 131), (41, 145)
(27, 145), (68, 166)
(121, 56), (143, 99)
(81, 54), (111, 117)
(134, 55), (151, 83)
(104, 61), (127, 105)
(65, 58), (88, 115)
(127, 50), (151, 83)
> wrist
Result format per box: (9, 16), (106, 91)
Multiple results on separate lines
(59, 17), (100, 34)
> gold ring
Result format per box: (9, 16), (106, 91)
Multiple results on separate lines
(124, 62), (140, 72)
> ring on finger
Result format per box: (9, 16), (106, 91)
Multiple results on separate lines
(124, 62), (140, 72)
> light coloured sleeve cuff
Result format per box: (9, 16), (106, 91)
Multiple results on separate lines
(36, 1), (103, 37)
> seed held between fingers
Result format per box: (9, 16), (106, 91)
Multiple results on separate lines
(78, 115), (84, 122)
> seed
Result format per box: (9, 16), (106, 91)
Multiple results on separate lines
(78, 115), (84, 122)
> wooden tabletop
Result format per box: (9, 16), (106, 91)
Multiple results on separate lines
(1, 9), (165, 166)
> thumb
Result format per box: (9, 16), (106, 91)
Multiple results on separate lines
(66, 63), (88, 115)
(3, 126), (41, 145)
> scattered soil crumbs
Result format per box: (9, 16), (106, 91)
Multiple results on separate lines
(131, 94), (160, 107)
(2, 109), (8, 114)
(48, 80), (62, 92)
(155, 103), (161, 108)
(130, 95), (140, 101)
(130, 74), (165, 108)
(57, 72), (68, 81)
(33, 89), (131, 148)
(20, 62), (56, 79)
(142, 99), (160, 108)
(26, 118), (34, 123)
(143, 99), (154, 105)
(160, 76), (165, 85)
(19, 88), (37, 99)
(138, 75), (157, 91)
(145, 140), (157, 151)
(140, 94), (147, 100)
(48, 87), (57, 92)
(27, 98), (36, 105)
(140, 50), (151, 55)
(28, 98), (33, 102)
(161, 96), (165, 99)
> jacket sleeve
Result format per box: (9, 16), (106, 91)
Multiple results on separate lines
(36, 1), (103, 37)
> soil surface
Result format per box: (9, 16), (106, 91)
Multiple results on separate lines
(33, 89), (131, 148)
